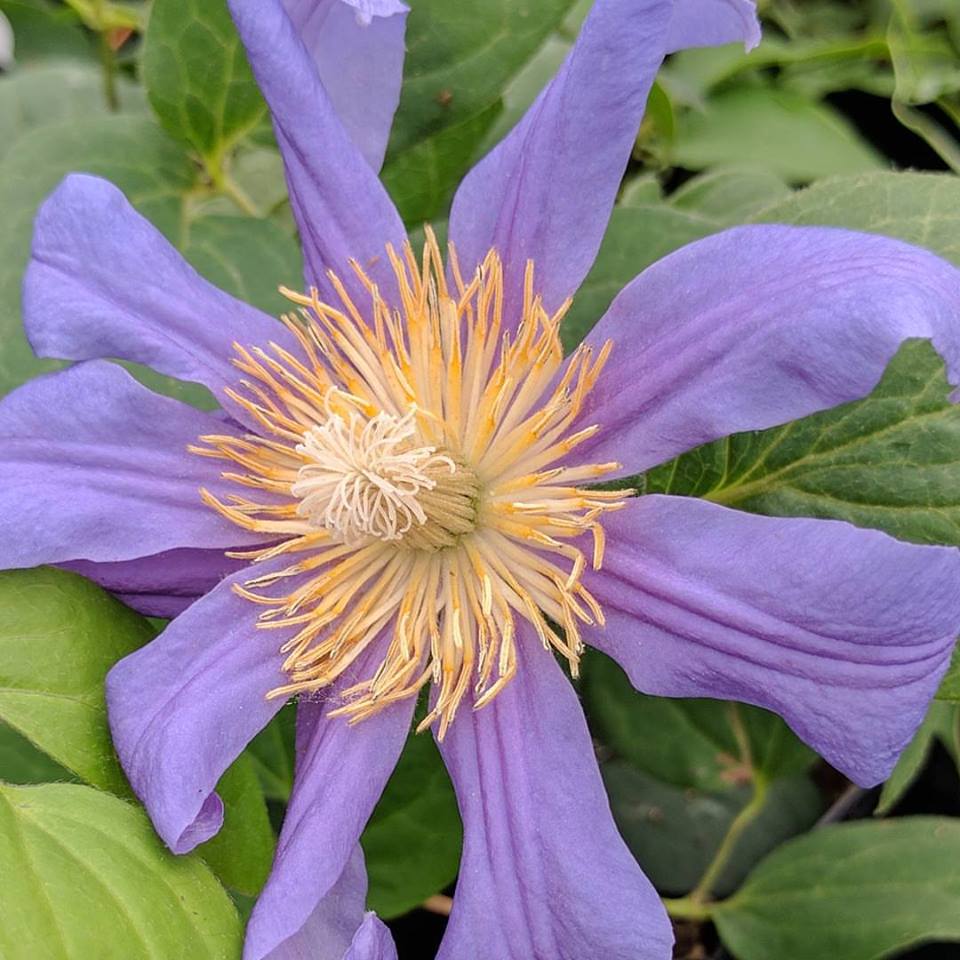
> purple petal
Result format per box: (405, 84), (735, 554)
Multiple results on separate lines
(106, 560), (291, 853)
(64, 547), (247, 618)
(579, 224), (960, 473)
(343, 913), (398, 960)
(281, 0), (407, 171)
(585, 495), (960, 786)
(228, 0), (405, 297)
(448, 0), (759, 323)
(0, 361), (265, 569)
(435, 630), (672, 960)
(24, 175), (295, 423)
(245, 637), (413, 960)
(666, 0), (761, 51)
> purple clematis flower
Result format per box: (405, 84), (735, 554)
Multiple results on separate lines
(5, 0), (960, 958)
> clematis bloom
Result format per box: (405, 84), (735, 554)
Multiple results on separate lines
(5, 1), (960, 959)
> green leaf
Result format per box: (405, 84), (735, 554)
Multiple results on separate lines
(936, 644), (960, 700)
(142, 0), (265, 164)
(0, 567), (154, 795)
(388, 0), (578, 155)
(195, 754), (275, 897)
(714, 818), (960, 960)
(876, 700), (958, 814)
(181, 215), (303, 317)
(382, 101), (502, 226)
(0, 782), (242, 959)
(362, 729), (461, 918)
(749, 171), (960, 263)
(645, 340), (960, 546)
(247, 704), (296, 803)
(0, 62), (146, 161)
(582, 652), (813, 794)
(0, 113), (194, 395)
(673, 87), (884, 181)
(668, 168), (791, 225)
(562, 205), (720, 348)
(0, 722), (73, 785)
(603, 762), (822, 897)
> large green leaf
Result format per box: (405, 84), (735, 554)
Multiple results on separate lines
(382, 102), (502, 226)
(668, 167), (791, 225)
(604, 762), (822, 897)
(673, 87), (884, 181)
(0, 782), (242, 960)
(0, 0), (90, 64)
(0, 114), (193, 394)
(362, 728), (461, 918)
(388, 0), (577, 155)
(0, 61), (145, 160)
(142, 0), (265, 165)
(0, 722), (72, 785)
(562, 204), (720, 347)
(749, 171), (960, 262)
(583, 652), (812, 794)
(0, 567), (154, 795)
(714, 818), (960, 960)
(645, 339), (960, 546)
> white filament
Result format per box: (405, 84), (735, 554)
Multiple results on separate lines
(292, 407), (454, 543)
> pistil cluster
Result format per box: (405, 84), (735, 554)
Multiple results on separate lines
(192, 231), (627, 735)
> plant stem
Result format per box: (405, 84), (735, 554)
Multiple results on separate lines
(662, 897), (714, 921)
(684, 704), (767, 907)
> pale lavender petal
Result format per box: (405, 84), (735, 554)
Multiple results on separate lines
(666, 0), (760, 51)
(106, 560), (290, 853)
(24, 175), (296, 422)
(581, 225), (960, 472)
(64, 548), (247, 618)
(281, 0), (407, 171)
(228, 0), (405, 298)
(0, 361), (265, 569)
(585, 495), (960, 786)
(435, 631), (672, 960)
(343, 913), (398, 960)
(448, 0), (759, 323)
(245, 636), (413, 960)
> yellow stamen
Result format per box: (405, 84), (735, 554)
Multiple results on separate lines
(193, 228), (627, 735)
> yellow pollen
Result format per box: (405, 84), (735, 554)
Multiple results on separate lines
(192, 229), (628, 737)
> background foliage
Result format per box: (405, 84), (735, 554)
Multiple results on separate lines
(2, 1), (960, 958)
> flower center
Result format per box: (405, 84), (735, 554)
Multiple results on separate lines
(192, 229), (628, 736)
(291, 406), (480, 549)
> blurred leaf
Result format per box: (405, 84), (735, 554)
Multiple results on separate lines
(247, 704), (296, 802)
(0, 721), (73, 784)
(0, 114), (193, 395)
(382, 101), (502, 225)
(673, 87), (884, 181)
(196, 754), (275, 897)
(0, 782), (242, 959)
(362, 729), (461, 918)
(619, 173), (663, 206)
(877, 700), (957, 814)
(604, 762), (822, 897)
(142, 0), (265, 165)
(563, 205), (719, 347)
(669, 168), (791, 224)
(750, 171), (960, 263)
(714, 818), (960, 960)
(645, 340), (960, 546)
(0, 61), (146, 161)
(889, 6), (960, 104)
(191, 145), (289, 221)
(389, 0), (577, 155)
(0, 0), (90, 64)
(583, 652), (813, 793)
(0, 567), (154, 795)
